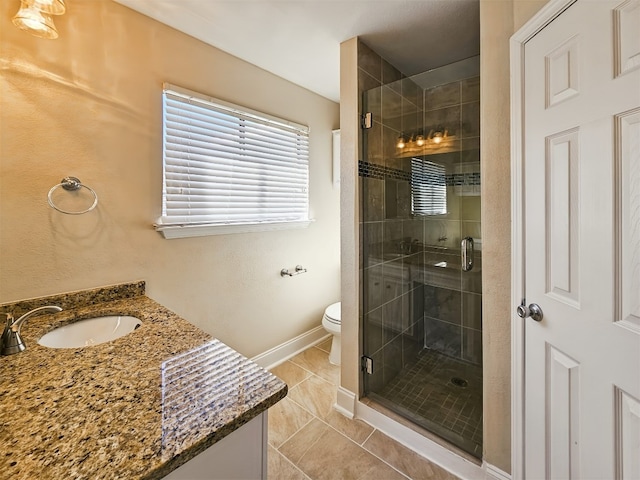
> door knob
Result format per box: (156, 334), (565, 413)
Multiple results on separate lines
(517, 302), (543, 322)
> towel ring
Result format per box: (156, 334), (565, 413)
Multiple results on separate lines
(47, 177), (98, 215)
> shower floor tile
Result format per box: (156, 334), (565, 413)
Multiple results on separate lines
(373, 349), (483, 457)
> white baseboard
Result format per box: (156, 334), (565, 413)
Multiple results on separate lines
(356, 401), (485, 480)
(335, 386), (357, 419)
(251, 326), (330, 370)
(484, 462), (511, 480)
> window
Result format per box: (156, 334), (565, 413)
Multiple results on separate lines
(410, 157), (447, 216)
(156, 84), (311, 239)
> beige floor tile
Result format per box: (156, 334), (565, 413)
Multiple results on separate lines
(268, 396), (315, 448)
(323, 410), (374, 445)
(290, 347), (340, 385)
(288, 375), (336, 419)
(363, 430), (460, 480)
(271, 343), (461, 480)
(270, 360), (312, 389)
(279, 418), (331, 465)
(315, 339), (332, 354)
(268, 445), (309, 480)
(358, 460), (409, 480)
(295, 426), (390, 480)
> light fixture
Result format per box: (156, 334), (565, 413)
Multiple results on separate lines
(12, 2), (58, 39)
(395, 126), (451, 153)
(25, 0), (65, 15)
(12, 0), (66, 40)
(429, 126), (447, 145)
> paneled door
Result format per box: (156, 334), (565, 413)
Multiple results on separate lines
(522, 0), (640, 478)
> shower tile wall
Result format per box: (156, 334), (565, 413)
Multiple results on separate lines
(358, 40), (425, 392)
(421, 77), (482, 367)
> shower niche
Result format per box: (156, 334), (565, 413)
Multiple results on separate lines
(359, 51), (482, 458)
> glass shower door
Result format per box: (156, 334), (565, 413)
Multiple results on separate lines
(360, 57), (483, 458)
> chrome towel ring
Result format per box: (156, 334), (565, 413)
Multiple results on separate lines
(47, 176), (98, 215)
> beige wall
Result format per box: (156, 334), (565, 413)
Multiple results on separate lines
(0, 0), (340, 358)
(514, 0), (549, 30)
(339, 38), (360, 397)
(480, 0), (546, 472)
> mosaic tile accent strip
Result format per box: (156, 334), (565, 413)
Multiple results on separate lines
(359, 160), (411, 182)
(447, 172), (481, 186)
(358, 160), (481, 187)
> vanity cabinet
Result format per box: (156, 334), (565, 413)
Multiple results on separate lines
(164, 412), (267, 480)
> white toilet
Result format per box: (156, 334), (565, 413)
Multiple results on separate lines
(322, 302), (341, 366)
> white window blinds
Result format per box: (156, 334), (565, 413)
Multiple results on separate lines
(157, 84), (310, 237)
(411, 158), (447, 216)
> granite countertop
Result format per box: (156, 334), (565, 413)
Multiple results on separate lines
(0, 282), (287, 479)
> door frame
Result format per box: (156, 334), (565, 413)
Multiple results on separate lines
(509, 0), (578, 477)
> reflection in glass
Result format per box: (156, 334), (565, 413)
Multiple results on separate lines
(160, 339), (281, 460)
(411, 158), (447, 216)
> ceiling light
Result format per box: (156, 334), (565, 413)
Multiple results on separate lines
(12, 2), (58, 39)
(25, 0), (65, 15)
(396, 135), (406, 149)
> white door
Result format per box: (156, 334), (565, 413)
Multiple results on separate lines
(522, 0), (640, 478)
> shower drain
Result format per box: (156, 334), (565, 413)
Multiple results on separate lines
(450, 377), (468, 388)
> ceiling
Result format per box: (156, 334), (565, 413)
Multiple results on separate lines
(114, 0), (480, 103)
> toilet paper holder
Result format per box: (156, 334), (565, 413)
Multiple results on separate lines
(280, 265), (307, 277)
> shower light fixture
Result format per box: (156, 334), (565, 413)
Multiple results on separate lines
(396, 127), (449, 151)
(12, 0), (66, 39)
(429, 126), (447, 144)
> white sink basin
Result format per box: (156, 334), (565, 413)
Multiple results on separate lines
(38, 315), (142, 348)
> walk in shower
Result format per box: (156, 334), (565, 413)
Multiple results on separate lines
(359, 55), (482, 457)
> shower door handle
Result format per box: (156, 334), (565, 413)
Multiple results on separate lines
(461, 237), (474, 272)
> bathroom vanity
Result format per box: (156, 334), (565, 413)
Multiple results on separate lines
(0, 282), (287, 479)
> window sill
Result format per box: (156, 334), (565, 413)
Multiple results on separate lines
(154, 220), (314, 239)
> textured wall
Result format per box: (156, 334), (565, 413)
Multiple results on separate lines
(480, 0), (547, 473)
(0, 0), (340, 359)
(480, 1), (515, 471)
(339, 37), (360, 396)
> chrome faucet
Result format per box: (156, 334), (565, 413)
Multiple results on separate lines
(1, 305), (62, 355)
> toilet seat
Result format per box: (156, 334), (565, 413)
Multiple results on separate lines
(323, 302), (341, 325)
(321, 302), (341, 366)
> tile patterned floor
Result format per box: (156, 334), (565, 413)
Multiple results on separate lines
(374, 349), (483, 458)
(268, 340), (459, 480)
